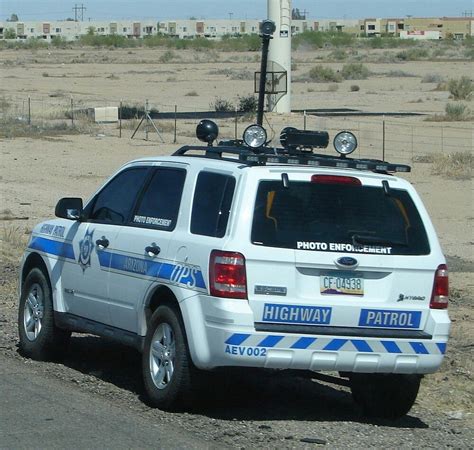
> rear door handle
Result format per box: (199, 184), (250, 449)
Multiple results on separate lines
(145, 245), (161, 256)
(96, 238), (109, 249)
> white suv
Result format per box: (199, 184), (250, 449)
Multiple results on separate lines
(18, 122), (450, 419)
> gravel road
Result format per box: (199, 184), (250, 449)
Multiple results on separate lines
(1, 260), (472, 448)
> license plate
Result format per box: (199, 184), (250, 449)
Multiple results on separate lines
(320, 273), (364, 296)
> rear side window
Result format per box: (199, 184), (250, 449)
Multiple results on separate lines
(251, 181), (430, 255)
(132, 168), (186, 231)
(191, 172), (236, 237)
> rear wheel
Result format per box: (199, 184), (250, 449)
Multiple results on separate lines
(142, 304), (198, 410)
(18, 267), (71, 360)
(349, 373), (421, 419)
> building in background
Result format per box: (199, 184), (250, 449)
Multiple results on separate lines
(0, 17), (472, 41)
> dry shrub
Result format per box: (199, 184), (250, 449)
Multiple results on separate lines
(421, 73), (444, 84)
(448, 76), (473, 100)
(308, 66), (342, 82)
(431, 152), (473, 180)
(350, 85), (360, 92)
(445, 103), (471, 121)
(1, 225), (29, 261)
(341, 63), (370, 80)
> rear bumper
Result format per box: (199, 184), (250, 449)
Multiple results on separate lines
(181, 295), (448, 374)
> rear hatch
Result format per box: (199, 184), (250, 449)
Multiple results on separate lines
(244, 169), (439, 337)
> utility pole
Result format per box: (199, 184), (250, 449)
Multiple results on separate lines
(228, 12), (233, 20)
(73, 4), (86, 22)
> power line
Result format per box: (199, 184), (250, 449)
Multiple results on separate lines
(73, 3), (86, 22)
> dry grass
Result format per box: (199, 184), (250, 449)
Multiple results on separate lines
(0, 116), (98, 139)
(0, 225), (29, 262)
(431, 152), (473, 180)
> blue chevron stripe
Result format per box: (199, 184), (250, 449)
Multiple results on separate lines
(225, 333), (445, 356)
(29, 237), (75, 260)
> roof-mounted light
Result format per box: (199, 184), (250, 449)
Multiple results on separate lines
(196, 120), (219, 146)
(334, 131), (358, 156)
(243, 124), (267, 149)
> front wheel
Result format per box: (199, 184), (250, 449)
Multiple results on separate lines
(18, 267), (71, 360)
(349, 373), (421, 419)
(142, 305), (198, 410)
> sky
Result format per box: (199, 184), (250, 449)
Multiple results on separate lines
(0, 0), (472, 21)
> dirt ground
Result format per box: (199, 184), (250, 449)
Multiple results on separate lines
(0, 45), (473, 442)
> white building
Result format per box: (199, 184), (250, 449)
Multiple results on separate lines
(0, 18), (320, 41)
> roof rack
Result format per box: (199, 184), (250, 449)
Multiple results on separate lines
(172, 145), (411, 173)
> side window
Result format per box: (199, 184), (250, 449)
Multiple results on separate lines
(191, 171), (236, 237)
(132, 168), (186, 231)
(89, 167), (148, 225)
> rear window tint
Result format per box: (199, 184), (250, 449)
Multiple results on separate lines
(251, 181), (430, 255)
(191, 172), (236, 238)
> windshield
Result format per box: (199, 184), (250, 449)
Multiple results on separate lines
(251, 180), (430, 255)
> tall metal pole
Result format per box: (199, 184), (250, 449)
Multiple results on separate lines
(257, 26), (274, 126)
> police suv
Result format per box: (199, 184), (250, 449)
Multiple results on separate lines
(18, 122), (450, 419)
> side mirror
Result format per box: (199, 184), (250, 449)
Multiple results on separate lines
(55, 197), (83, 220)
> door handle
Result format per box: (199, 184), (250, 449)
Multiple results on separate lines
(96, 238), (109, 249)
(145, 245), (161, 256)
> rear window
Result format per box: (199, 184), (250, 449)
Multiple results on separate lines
(251, 180), (430, 255)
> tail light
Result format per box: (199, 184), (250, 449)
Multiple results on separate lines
(430, 264), (449, 309)
(209, 250), (247, 299)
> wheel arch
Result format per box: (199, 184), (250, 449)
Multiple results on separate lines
(141, 284), (182, 335)
(22, 253), (50, 288)
(21, 252), (65, 312)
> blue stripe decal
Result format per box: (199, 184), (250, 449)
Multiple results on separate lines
(291, 337), (317, 349)
(257, 335), (284, 348)
(436, 343), (447, 354)
(225, 334), (251, 346)
(323, 339), (348, 351)
(410, 342), (429, 355)
(381, 341), (402, 354)
(101, 252), (206, 289)
(29, 237), (75, 260)
(351, 339), (373, 352)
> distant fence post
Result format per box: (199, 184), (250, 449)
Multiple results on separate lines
(119, 99), (122, 138)
(70, 98), (74, 127)
(174, 105), (177, 144)
(304, 110), (307, 131)
(234, 108), (238, 140)
(28, 96), (31, 125)
(382, 117), (385, 162)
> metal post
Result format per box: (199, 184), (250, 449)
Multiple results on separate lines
(382, 118), (385, 162)
(304, 110), (307, 131)
(441, 127), (444, 153)
(145, 99), (149, 141)
(71, 98), (74, 127)
(119, 100), (122, 138)
(28, 96), (31, 125)
(174, 105), (177, 144)
(235, 108), (238, 140)
(257, 32), (273, 126)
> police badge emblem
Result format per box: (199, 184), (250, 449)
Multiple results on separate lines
(78, 229), (94, 272)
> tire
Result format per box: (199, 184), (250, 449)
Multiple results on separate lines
(349, 373), (421, 419)
(18, 267), (71, 361)
(142, 304), (199, 410)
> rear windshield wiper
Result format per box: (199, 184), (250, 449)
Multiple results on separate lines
(352, 234), (407, 247)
